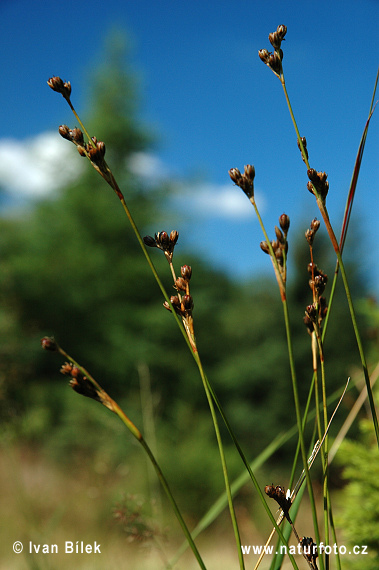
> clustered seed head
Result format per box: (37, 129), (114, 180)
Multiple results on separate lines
(279, 213), (290, 236)
(228, 164), (255, 198)
(260, 214), (290, 279)
(175, 265), (192, 292)
(143, 230), (195, 342)
(297, 136), (309, 164)
(304, 263), (328, 334)
(163, 294), (194, 318)
(143, 230), (179, 263)
(265, 484), (292, 514)
(58, 126), (106, 164)
(259, 25), (287, 77)
(40, 336), (58, 351)
(260, 241), (270, 254)
(60, 362), (103, 403)
(47, 76), (72, 101)
(58, 125), (73, 141)
(87, 138), (106, 165)
(50, 77), (119, 192)
(307, 169), (329, 202)
(305, 218), (321, 245)
(258, 49), (282, 76)
(268, 24), (287, 49)
(300, 537), (318, 566)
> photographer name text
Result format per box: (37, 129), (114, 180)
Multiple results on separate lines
(18, 541), (101, 554)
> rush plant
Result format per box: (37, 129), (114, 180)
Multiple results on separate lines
(43, 25), (378, 569)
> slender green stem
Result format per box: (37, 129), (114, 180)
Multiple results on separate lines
(55, 344), (206, 569)
(245, 195), (317, 568)
(116, 169), (283, 566)
(139, 438), (207, 570)
(193, 353), (245, 569)
(249, 197), (285, 298)
(279, 73), (379, 445)
(109, 137), (294, 566)
(328, 494), (341, 570)
(59, 90), (314, 568)
(282, 299), (323, 570)
(201, 365), (300, 569)
(67, 100), (96, 148)
(318, 202), (379, 443)
(119, 204), (245, 565)
(314, 332), (329, 556)
(311, 334), (322, 444)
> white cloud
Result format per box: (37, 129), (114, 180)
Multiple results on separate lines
(174, 182), (265, 220)
(0, 134), (264, 222)
(126, 151), (170, 183)
(0, 137), (171, 201)
(0, 132), (84, 198)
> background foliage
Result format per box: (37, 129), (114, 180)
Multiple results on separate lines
(0, 37), (377, 567)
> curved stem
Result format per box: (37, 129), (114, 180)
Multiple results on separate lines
(279, 73), (379, 445)
(140, 438), (207, 570)
(56, 344), (206, 569)
(282, 299), (323, 570)
(192, 352), (245, 569)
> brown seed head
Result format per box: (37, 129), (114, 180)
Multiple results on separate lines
(167, 295), (184, 316)
(307, 169), (329, 201)
(170, 230), (179, 247)
(58, 125), (72, 141)
(303, 313), (314, 334)
(305, 218), (321, 245)
(60, 362), (74, 375)
(181, 265), (192, 280)
(264, 484), (276, 498)
(279, 213), (290, 235)
(305, 228), (314, 245)
(314, 274), (326, 295)
(88, 141), (106, 164)
(143, 235), (157, 248)
(47, 76), (72, 101)
(260, 241), (270, 254)
(229, 165), (255, 198)
(156, 231), (170, 249)
(276, 25), (287, 40)
(258, 49), (270, 64)
(305, 304), (317, 320)
(268, 26), (287, 50)
(175, 277), (187, 291)
(268, 31), (281, 49)
(297, 136), (308, 163)
(228, 167), (242, 185)
(69, 375), (102, 402)
(265, 484), (291, 512)
(70, 128), (84, 146)
(41, 336), (58, 351)
(268, 51), (282, 75)
(244, 164), (255, 183)
(301, 536), (318, 562)
(275, 226), (284, 243)
(182, 294), (194, 312)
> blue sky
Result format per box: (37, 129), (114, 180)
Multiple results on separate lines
(0, 0), (378, 295)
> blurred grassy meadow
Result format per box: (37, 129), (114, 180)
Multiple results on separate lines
(1, 35), (378, 570)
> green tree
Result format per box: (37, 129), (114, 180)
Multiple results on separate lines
(336, 414), (379, 569)
(0, 33), (372, 518)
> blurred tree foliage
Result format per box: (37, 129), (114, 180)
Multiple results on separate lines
(336, 418), (379, 570)
(0, 34), (373, 514)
